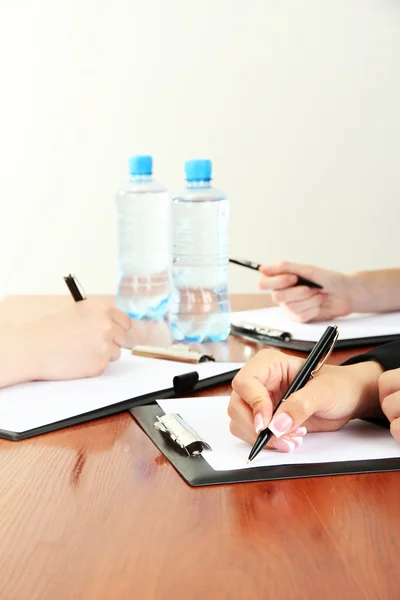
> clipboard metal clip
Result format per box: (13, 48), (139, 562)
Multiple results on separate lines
(311, 326), (339, 377)
(154, 413), (212, 457)
(231, 321), (292, 342)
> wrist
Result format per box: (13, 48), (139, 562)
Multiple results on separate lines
(345, 361), (384, 419)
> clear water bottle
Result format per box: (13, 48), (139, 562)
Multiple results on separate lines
(116, 155), (170, 319)
(168, 159), (231, 342)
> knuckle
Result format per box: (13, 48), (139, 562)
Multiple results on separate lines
(231, 373), (245, 394)
(249, 395), (267, 413)
(276, 260), (287, 271)
(87, 359), (108, 378)
(102, 321), (113, 335)
(227, 399), (236, 420)
(99, 342), (111, 357)
(229, 420), (243, 441)
(291, 391), (314, 418)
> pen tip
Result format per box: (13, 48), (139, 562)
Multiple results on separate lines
(247, 459), (251, 464)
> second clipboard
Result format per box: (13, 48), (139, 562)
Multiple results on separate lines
(229, 322), (400, 352)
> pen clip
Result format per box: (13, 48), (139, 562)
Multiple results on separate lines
(64, 274), (86, 301)
(310, 327), (339, 377)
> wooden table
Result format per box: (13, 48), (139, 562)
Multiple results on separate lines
(0, 295), (398, 600)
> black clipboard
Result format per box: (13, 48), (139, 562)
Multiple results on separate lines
(230, 323), (400, 353)
(130, 404), (400, 487)
(0, 368), (240, 442)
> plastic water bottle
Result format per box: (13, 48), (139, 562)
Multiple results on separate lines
(116, 155), (170, 319)
(168, 159), (231, 342)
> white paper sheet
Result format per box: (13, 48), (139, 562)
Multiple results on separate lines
(157, 396), (400, 471)
(0, 350), (244, 434)
(231, 306), (400, 342)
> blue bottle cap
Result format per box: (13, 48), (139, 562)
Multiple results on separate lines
(185, 159), (212, 182)
(129, 155), (153, 176)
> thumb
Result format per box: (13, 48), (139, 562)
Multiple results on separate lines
(267, 386), (320, 438)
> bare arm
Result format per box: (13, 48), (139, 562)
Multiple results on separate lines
(347, 268), (400, 313)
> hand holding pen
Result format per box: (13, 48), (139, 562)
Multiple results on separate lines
(247, 325), (338, 461)
(228, 325), (383, 459)
(255, 260), (354, 323)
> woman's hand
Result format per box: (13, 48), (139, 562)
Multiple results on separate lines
(258, 261), (353, 322)
(228, 349), (383, 452)
(379, 368), (400, 444)
(23, 300), (132, 382)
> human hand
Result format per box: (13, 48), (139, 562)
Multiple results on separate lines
(228, 349), (383, 452)
(379, 368), (400, 444)
(258, 261), (353, 322)
(24, 300), (132, 381)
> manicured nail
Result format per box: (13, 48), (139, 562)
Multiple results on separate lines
(268, 412), (293, 438)
(273, 438), (295, 453)
(291, 436), (303, 448)
(294, 426), (307, 437)
(254, 413), (264, 434)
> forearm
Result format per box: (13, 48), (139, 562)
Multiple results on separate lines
(0, 325), (37, 388)
(347, 268), (400, 313)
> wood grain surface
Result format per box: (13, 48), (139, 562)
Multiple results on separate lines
(0, 294), (398, 600)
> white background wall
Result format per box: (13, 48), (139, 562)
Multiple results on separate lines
(0, 0), (399, 297)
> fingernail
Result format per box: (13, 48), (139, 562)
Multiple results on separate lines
(291, 436), (303, 448)
(268, 412), (293, 438)
(294, 426), (307, 437)
(254, 413), (264, 434)
(273, 438), (295, 453)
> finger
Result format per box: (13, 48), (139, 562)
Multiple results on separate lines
(379, 369), (400, 402)
(381, 390), (400, 423)
(110, 307), (132, 332)
(390, 418), (400, 444)
(273, 286), (320, 304)
(227, 391), (255, 437)
(281, 304), (322, 324)
(232, 371), (274, 429)
(229, 420), (257, 446)
(258, 273), (298, 291)
(229, 419), (305, 451)
(112, 323), (129, 348)
(110, 343), (122, 362)
(272, 433), (304, 453)
(284, 294), (324, 316)
(260, 261), (317, 281)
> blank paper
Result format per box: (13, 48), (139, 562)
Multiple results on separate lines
(0, 351), (244, 434)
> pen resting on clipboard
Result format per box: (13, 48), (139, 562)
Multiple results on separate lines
(132, 345), (215, 364)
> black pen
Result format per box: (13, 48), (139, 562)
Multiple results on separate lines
(229, 257), (323, 289)
(247, 324), (339, 463)
(64, 274), (86, 302)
